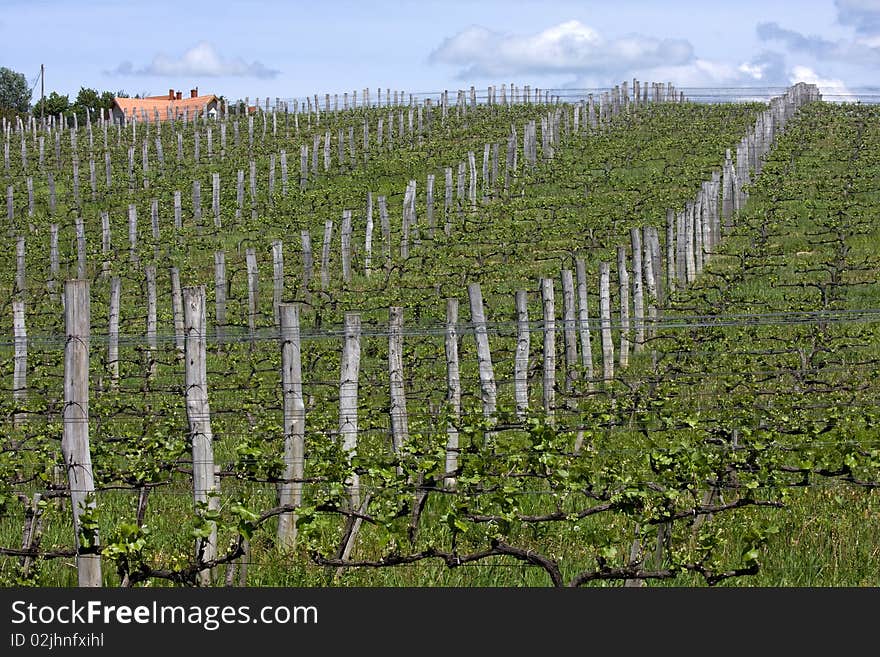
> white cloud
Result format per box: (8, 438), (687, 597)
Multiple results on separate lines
(790, 65), (855, 100)
(836, 0), (880, 34)
(758, 2), (880, 71)
(429, 20), (693, 79)
(583, 50), (787, 93)
(107, 42), (279, 79)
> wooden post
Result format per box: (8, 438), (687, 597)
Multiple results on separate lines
(402, 180), (416, 258)
(245, 248), (259, 342)
(13, 300), (27, 420)
(514, 290), (530, 417)
(341, 209), (353, 284)
(62, 279), (102, 587)
(128, 204), (138, 263)
(467, 282), (497, 421)
(145, 265), (157, 352)
(666, 209), (676, 296)
(378, 195), (391, 271)
(272, 240), (284, 326)
(444, 167), (453, 236)
(574, 257), (595, 387)
(617, 246), (630, 369)
(540, 278), (556, 419)
(235, 170), (244, 221)
(685, 201), (696, 285)
(150, 199), (160, 250)
(74, 216), (86, 280)
(560, 269), (578, 392)
(599, 262), (614, 383)
(300, 230), (313, 301)
(277, 303), (305, 550)
(170, 267), (185, 357)
(108, 276), (120, 386)
(444, 299), (461, 490)
(183, 285), (218, 586)
(48, 224), (59, 300)
(174, 190), (182, 230)
(364, 192), (374, 277)
(339, 312), (362, 509)
(426, 174), (435, 238)
(388, 307), (409, 462)
(15, 234), (26, 296)
(642, 227), (659, 339)
(214, 251), (227, 342)
(630, 228), (645, 353)
(320, 219), (333, 291)
(212, 172), (221, 227)
(694, 194), (704, 274)
(467, 151), (477, 209)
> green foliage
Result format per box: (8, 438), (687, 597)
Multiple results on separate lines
(0, 66), (31, 119)
(32, 91), (70, 118)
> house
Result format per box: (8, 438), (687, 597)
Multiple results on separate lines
(111, 87), (221, 124)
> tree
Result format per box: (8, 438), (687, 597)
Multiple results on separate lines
(0, 67), (31, 113)
(33, 91), (70, 118)
(72, 86), (102, 122)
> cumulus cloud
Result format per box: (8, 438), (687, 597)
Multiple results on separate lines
(758, 3), (880, 67)
(609, 50), (788, 101)
(836, 0), (880, 35)
(429, 20), (693, 79)
(756, 22), (838, 58)
(790, 65), (856, 100)
(106, 42), (279, 79)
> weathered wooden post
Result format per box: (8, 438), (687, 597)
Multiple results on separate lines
(666, 209), (676, 296)
(145, 264), (158, 355)
(630, 228), (645, 353)
(388, 307), (409, 465)
(183, 285), (218, 586)
(300, 230), (313, 301)
(320, 219), (333, 291)
(214, 251), (227, 342)
(617, 246), (630, 368)
(341, 209), (353, 284)
(245, 248), (259, 342)
(540, 277), (556, 419)
(444, 299), (461, 490)
(272, 240), (284, 326)
(599, 262), (614, 383)
(170, 267), (185, 357)
(574, 257), (595, 387)
(560, 269), (578, 392)
(365, 192), (374, 277)
(467, 282), (497, 424)
(339, 312), (362, 509)
(514, 289), (531, 417)
(13, 300), (27, 424)
(277, 303), (305, 550)
(108, 277), (120, 386)
(378, 195), (391, 271)
(63, 279), (102, 586)
(15, 234), (26, 296)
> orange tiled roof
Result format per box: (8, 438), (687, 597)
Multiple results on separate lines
(113, 95), (219, 121)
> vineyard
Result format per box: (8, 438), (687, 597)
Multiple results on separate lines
(1, 80), (879, 587)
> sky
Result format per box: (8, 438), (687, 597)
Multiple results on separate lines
(1, 0), (877, 105)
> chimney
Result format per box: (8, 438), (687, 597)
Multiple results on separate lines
(176, 91), (182, 100)
(191, 87), (198, 98)
(168, 88), (175, 100)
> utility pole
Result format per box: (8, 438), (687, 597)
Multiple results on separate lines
(40, 64), (44, 126)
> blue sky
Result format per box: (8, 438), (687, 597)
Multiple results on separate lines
(1, 0), (876, 103)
